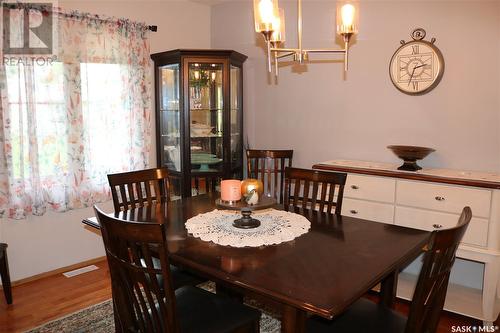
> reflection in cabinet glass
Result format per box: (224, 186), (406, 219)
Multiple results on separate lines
(152, 50), (247, 198)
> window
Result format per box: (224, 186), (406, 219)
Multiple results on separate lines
(0, 9), (152, 219)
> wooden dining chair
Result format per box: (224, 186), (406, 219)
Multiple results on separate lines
(94, 206), (261, 333)
(108, 169), (204, 289)
(0, 243), (12, 304)
(306, 206), (473, 333)
(107, 168), (170, 212)
(283, 167), (347, 214)
(246, 149), (293, 203)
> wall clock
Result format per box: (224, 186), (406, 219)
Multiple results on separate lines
(389, 28), (444, 95)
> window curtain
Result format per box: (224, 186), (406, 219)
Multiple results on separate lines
(0, 8), (152, 219)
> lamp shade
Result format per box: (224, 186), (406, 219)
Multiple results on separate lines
(270, 8), (286, 43)
(253, 0), (279, 33)
(336, 1), (359, 35)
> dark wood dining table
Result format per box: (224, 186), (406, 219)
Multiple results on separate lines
(83, 193), (430, 333)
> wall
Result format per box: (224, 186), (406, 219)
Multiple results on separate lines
(211, 0), (500, 173)
(0, 0), (212, 282)
(210, 0), (500, 289)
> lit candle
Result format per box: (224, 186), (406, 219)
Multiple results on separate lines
(221, 179), (242, 202)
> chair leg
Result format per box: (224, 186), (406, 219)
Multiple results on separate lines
(0, 247), (13, 304)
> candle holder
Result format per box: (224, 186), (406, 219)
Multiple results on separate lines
(215, 196), (277, 229)
(233, 208), (261, 229)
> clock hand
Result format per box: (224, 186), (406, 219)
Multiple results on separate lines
(414, 63), (428, 69)
(408, 66), (417, 86)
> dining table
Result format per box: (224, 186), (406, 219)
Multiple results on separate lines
(82, 193), (431, 333)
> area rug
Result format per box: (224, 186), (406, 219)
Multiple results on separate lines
(26, 282), (282, 333)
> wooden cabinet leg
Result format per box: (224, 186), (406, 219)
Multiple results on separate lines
(281, 304), (306, 333)
(380, 270), (398, 309)
(482, 259), (500, 324)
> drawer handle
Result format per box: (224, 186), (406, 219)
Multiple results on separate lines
(350, 185), (359, 190)
(432, 224), (443, 229)
(435, 196), (445, 201)
(350, 210), (358, 214)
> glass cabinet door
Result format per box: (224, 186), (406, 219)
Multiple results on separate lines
(159, 64), (182, 198)
(189, 62), (224, 176)
(152, 50), (247, 198)
(230, 65), (242, 177)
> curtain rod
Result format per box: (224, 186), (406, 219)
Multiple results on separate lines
(2, 2), (158, 32)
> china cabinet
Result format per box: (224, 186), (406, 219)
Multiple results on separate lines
(151, 50), (247, 198)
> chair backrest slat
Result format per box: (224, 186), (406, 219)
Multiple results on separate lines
(284, 167), (347, 214)
(405, 207), (472, 333)
(247, 149), (293, 204)
(94, 206), (178, 333)
(108, 168), (170, 211)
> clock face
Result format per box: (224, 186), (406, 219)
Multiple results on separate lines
(389, 40), (444, 95)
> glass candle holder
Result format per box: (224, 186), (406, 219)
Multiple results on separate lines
(221, 179), (242, 203)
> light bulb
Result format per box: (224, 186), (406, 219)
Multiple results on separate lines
(259, 0), (274, 25)
(270, 8), (285, 42)
(341, 4), (355, 28)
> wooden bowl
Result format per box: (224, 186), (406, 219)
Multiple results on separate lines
(387, 145), (435, 171)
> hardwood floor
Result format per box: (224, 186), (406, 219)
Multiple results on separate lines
(0, 259), (495, 332)
(0, 261), (111, 333)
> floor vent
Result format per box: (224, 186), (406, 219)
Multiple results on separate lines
(63, 265), (99, 278)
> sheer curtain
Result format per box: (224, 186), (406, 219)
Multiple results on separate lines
(0, 9), (152, 219)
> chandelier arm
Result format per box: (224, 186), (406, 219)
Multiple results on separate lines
(297, 0), (303, 62)
(266, 40), (272, 73)
(344, 40), (350, 71)
(270, 48), (299, 52)
(304, 49), (347, 54)
(274, 52), (279, 77)
(274, 51), (296, 59)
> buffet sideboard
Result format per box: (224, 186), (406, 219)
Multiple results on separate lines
(313, 160), (500, 325)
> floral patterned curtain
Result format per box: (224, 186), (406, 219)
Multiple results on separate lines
(0, 8), (152, 219)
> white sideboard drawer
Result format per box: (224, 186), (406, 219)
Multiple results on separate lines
(396, 180), (491, 218)
(343, 198), (394, 224)
(345, 174), (396, 203)
(395, 206), (488, 247)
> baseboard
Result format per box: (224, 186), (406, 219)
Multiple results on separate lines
(7, 256), (107, 287)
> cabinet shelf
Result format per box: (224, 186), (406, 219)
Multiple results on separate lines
(161, 134), (225, 138)
(398, 272), (489, 320)
(371, 272), (489, 320)
(190, 108), (223, 112)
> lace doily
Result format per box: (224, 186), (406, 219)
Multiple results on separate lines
(185, 209), (311, 248)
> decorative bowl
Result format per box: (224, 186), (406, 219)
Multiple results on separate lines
(387, 145), (435, 171)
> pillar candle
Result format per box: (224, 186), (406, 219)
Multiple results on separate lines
(221, 179), (242, 202)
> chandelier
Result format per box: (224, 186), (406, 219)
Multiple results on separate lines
(253, 0), (359, 76)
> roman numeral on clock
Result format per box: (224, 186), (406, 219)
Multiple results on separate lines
(412, 45), (419, 55)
